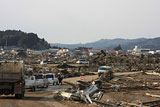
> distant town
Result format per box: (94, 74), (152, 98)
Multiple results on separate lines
(1, 44), (160, 59)
(1, 31), (160, 107)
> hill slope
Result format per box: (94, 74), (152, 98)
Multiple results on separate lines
(0, 30), (50, 49)
(51, 37), (160, 50)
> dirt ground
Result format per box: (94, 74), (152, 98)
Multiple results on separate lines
(63, 72), (139, 84)
(0, 85), (99, 107)
(62, 72), (160, 106)
(0, 79), (98, 107)
(101, 90), (160, 104)
(1, 72), (160, 107)
(100, 72), (160, 106)
(0, 90), (66, 107)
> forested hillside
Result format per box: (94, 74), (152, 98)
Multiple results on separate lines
(0, 30), (50, 49)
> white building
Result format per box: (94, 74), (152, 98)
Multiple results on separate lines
(132, 46), (150, 55)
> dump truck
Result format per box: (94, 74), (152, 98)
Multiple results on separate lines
(0, 61), (25, 99)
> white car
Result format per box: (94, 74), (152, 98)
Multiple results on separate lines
(44, 73), (59, 85)
(76, 59), (89, 64)
(34, 73), (48, 88)
(98, 66), (112, 77)
(25, 76), (37, 91)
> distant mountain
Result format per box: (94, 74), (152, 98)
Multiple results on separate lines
(0, 30), (50, 49)
(51, 37), (160, 50)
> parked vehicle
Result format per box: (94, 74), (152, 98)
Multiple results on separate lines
(40, 60), (47, 65)
(34, 73), (48, 88)
(98, 66), (112, 77)
(44, 73), (59, 85)
(0, 61), (25, 99)
(25, 76), (37, 91)
(76, 59), (89, 64)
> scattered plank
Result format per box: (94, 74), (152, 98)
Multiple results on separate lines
(142, 100), (160, 107)
(145, 93), (160, 98)
(122, 101), (149, 107)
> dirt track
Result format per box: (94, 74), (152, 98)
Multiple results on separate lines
(63, 71), (139, 84)
(0, 89), (67, 107)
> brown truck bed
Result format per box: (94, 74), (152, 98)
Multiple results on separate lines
(0, 72), (22, 82)
(0, 62), (24, 83)
(0, 62), (23, 73)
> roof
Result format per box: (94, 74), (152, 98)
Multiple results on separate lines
(88, 49), (101, 53)
(106, 50), (116, 54)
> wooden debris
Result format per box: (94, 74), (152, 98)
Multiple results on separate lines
(142, 100), (160, 107)
(145, 93), (160, 98)
(92, 99), (117, 107)
(122, 101), (149, 107)
(61, 92), (72, 98)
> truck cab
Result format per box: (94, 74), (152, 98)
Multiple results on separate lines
(44, 73), (59, 85)
(34, 73), (48, 88)
(25, 75), (37, 91)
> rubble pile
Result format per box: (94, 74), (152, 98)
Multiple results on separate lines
(54, 70), (160, 107)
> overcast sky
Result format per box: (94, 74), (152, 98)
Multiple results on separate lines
(0, 0), (160, 44)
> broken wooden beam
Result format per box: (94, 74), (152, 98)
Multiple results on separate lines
(122, 101), (149, 107)
(142, 100), (160, 107)
(77, 80), (90, 86)
(60, 92), (72, 98)
(145, 93), (160, 98)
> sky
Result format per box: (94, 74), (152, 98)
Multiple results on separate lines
(0, 0), (160, 44)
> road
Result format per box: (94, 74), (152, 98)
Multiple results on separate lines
(64, 71), (139, 84)
(0, 72), (139, 107)
(0, 85), (68, 107)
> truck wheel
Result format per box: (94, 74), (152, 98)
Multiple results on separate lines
(15, 94), (24, 99)
(56, 82), (58, 85)
(44, 84), (48, 88)
(43, 84), (46, 88)
(45, 84), (48, 88)
(53, 82), (56, 85)
(32, 86), (36, 92)
(19, 94), (23, 99)
(98, 74), (101, 77)
(15, 94), (19, 98)
(21, 92), (25, 98)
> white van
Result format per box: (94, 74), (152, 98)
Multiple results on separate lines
(76, 59), (89, 64)
(40, 61), (47, 65)
(98, 66), (112, 77)
(25, 76), (37, 91)
(44, 73), (59, 85)
(34, 73), (48, 88)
